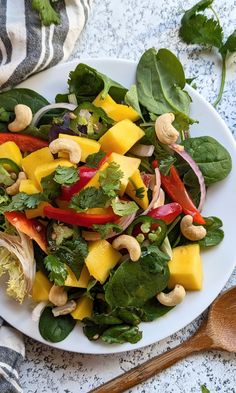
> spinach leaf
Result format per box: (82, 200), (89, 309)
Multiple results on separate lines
(138, 298), (173, 322)
(200, 216), (224, 247)
(0, 88), (49, 115)
(105, 247), (170, 308)
(65, 63), (127, 104)
(124, 84), (144, 120)
(39, 307), (76, 343)
(136, 48), (191, 120)
(101, 325), (142, 344)
(181, 136), (232, 185)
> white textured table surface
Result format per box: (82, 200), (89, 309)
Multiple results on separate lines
(20, 1), (236, 392)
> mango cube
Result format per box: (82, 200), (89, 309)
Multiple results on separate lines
(34, 159), (74, 189)
(109, 153), (140, 196)
(22, 147), (54, 184)
(58, 133), (100, 162)
(125, 169), (149, 210)
(32, 271), (52, 302)
(93, 93), (140, 122)
(168, 244), (203, 290)
(71, 296), (93, 320)
(99, 119), (144, 155)
(85, 240), (121, 284)
(19, 179), (41, 194)
(65, 265), (91, 288)
(0, 141), (22, 167)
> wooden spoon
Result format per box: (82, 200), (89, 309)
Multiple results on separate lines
(90, 286), (236, 393)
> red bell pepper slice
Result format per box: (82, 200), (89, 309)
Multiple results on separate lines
(60, 166), (97, 201)
(148, 203), (182, 225)
(0, 133), (48, 152)
(161, 166), (205, 225)
(43, 205), (118, 227)
(4, 211), (47, 252)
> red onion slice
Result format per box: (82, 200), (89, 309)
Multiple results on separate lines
(129, 144), (155, 157)
(141, 168), (161, 215)
(32, 103), (77, 126)
(170, 143), (206, 212)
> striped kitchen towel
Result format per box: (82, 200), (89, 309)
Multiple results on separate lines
(0, 318), (25, 393)
(0, 0), (92, 90)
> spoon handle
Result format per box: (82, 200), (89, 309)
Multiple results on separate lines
(90, 321), (212, 393)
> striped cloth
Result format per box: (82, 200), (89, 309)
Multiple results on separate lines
(0, 0), (92, 90)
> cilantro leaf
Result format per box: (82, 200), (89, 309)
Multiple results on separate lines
(69, 187), (109, 211)
(135, 187), (145, 199)
(201, 386), (210, 393)
(99, 162), (124, 198)
(92, 223), (122, 239)
(32, 0), (61, 26)
(159, 156), (176, 176)
(4, 192), (45, 212)
(44, 255), (68, 286)
(85, 151), (106, 168)
(181, 0), (214, 24)
(220, 30), (236, 56)
(53, 166), (79, 185)
(41, 172), (61, 200)
(111, 199), (139, 217)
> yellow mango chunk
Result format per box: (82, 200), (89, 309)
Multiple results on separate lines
(85, 240), (121, 284)
(0, 141), (22, 167)
(32, 271), (52, 301)
(125, 169), (149, 210)
(109, 153), (140, 196)
(93, 92), (140, 122)
(25, 202), (50, 219)
(58, 133), (100, 162)
(71, 296), (93, 320)
(19, 179), (40, 194)
(168, 244), (203, 291)
(22, 147), (54, 184)
(65, 265), (91, 288)
(83, 162), (109, 189)
(99, 119), (144, 155)
(34, 159), (74, 189)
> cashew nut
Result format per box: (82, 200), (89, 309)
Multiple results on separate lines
(8, 104), (32, 132)
(49, 285), (68, 306)
(157, 284), (186, 306)
(49, 138), (81, 164)
(112, 235), (141, 262)
(52, 300), (77, 317)
(6, 171), (27, 195)
(180, 215), (206, 241)
(155, 113), (179, 145)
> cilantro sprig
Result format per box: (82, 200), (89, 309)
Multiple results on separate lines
(92, 223), (122, 239)
(32, 0), (62, 26)
(44, 255), (68, 286)
(53, 166), (79, 185)
(69, 187), (110, 211)
(99, 162), (124, 198)
(180, 0), (236, 106)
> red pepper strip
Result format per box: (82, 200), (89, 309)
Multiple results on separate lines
(148, 203), (182, 225)
(0, 133), (48, 152)
(43, 205), (118, 227)
(60, 166), (97, 201)
(4, 211), (47, 252)
(161, 166), (205, 225)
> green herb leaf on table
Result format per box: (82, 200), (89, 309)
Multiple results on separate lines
(39, 307), (76, 343)
(44, 254), (68, 286)
(111, 199), (139, 217)
(92, 223), (122, 239)
(85, 151), (107, 168)
(69, 187), (110, 211)
(32, 0), (61, 26)
(53, 166), (79, 185)
(99, 162), (124, 199)
(201, 385), (211, 393)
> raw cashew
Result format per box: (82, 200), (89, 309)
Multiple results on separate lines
(52, 300), (77, 317)
(155, 113), (179, 144)
(180, 215), (206, 241)
(49, 138), (81, 164)
(49, 285), (68, 306)
(112, 235), (141, 262)
(6, 171), (27, 196)
(157, 284), (186, 306)
(8, 104), (32, 132)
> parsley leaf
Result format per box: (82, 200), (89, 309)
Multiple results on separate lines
(69, 187), (109, 211)
(86, 151), (106, 168)
(99, 162), (124, 198)
(44, 254), (68, 286)
(32, 0), (61, 26)
(92, 223), (122, 239)
(111, 199), (139, 217)
(53, 166), (79, 185)
(4, 192), (45, 212)
(41, 172), (61, 200)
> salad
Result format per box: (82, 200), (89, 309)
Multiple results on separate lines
(0, 48), (232, 345)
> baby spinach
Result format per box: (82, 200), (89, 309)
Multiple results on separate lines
(139, 298), (173, 322)
(105, 246), (170, 308)
(200, 216), (224, 247)
(181, 136), (232, 185)
(0, 88), (49, 116)
(39, 307), (76, 343)
(124, 84), (144, 120)
(101, 325), (142, 344)
(136, 48), (192, 124)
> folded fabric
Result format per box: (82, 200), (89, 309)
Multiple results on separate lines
(0, 0), (92, 90)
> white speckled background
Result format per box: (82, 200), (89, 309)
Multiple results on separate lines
(19, 0), (236, 392)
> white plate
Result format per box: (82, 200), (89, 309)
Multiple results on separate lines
(1, 58), (236, 354)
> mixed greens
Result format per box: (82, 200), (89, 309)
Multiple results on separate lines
(0, 47), (232, 345)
